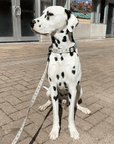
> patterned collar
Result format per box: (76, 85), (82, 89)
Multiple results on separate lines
(49, 42), (77, 53)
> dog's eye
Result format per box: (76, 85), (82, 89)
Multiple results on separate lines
(47, 11), (54, 16)
(48, 13), (54, 16)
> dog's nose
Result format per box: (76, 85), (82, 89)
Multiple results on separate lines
(30, 20), (36, 28)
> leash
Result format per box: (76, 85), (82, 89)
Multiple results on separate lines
(11, 42), (77, 144)
(11, 62), (48, 144)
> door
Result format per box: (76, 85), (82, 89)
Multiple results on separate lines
(0, 0), (39, 42)
(106, 3), (114, 38)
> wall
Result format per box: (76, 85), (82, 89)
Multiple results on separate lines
(73, 23), (107, 39)
(40, 23), (107, 42)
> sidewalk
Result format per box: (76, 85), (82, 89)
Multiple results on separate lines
(0, 38), (114, 144)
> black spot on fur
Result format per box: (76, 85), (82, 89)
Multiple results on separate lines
(55, 42), (58, 47)
(66, 20), (68, 25)
(69, 101), (70, 106)
(37, 20), (39, 22)
(39, 25), (41, 27)
(61, 72), (65, 78)
(60, 56), (63, 61)
(62, 36), (67, 42)
(47, 16), (50, 20)
(72, 70), (75, 74)
(56, 75), (59, 80)
(66, 29), (69, 35)
(51, 36), (55, 43)
(60, 30), (64, 33)
(78, 99), (82, 104)
(60, 93), (63, 96)
(69, 93), (71, 99)
(45, 15), (46, 18)
(65, 9), (71, 20)
(49, 77), (52, 82)
(54, 95), (58, 101)
(71, 26), (74, 29)
(59, 82), (61, 86)
(59, 99), (62, 103)
(53, 86), (56, 91)
(54, 57), (58, 61)
(47, 52), (51, 62)
(73, 66), (75, 69)
(64, 82), (68, 89)
(70, 52), (74, 57)
(57, 39), (60, 44)
(71, 33), (75, 43)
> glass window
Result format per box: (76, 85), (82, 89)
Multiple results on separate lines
(0, 0), (13, 37)
(41, 0), (53, 15)
(100, 0), (105, 23)
(20, 0), (36, 36)
(56, 0), (67, 7)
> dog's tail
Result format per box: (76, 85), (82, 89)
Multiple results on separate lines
(43, 86), (49, 91)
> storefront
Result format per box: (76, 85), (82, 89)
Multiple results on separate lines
(0, 0), (68, 42)
(91, 0), (114, 38)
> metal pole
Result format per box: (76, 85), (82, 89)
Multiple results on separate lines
(103, 0), (108, 24)
(53, 0), (56, 6)
(96, 0), (101, 23)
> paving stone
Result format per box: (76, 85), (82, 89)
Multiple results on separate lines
(0, 97), (5, 103)
(0, 102), (17, 115)
(106, 117), (114, 126)
(85, 111), (108, 126)
(97, 133), (114, 144)
(87, 103), (103, 114)
(9, 108), (35, 121)
(83, 96), (99, 106)
(28, 112), (52, 129)
(0, 127), (6, 137)
(14, 100), (31, 110)
(4, 95), (21, 105)
(74, 116), (93, 131)
(18, 137), (38, 144)
(0, 133), (15, 144)
(2, 117), (32, 134)
(88, 121), (114, 140)
(100, 107), (114, 118)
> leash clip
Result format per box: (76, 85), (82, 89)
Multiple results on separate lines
(69, 46), (75, 53)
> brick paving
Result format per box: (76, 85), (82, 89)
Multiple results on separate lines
(0, 38), (114, 144)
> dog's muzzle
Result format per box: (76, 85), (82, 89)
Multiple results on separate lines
(30, 19), (36, 28)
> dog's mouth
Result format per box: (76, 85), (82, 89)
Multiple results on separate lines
(32, 29), (50, 36)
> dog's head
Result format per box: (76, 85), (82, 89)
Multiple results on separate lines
(30, 6), (79, 36)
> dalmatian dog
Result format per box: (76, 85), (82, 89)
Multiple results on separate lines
(30, 6), (91, 140)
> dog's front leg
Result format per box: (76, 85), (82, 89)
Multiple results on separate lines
(68, 85), (79, 140)
(49, 83), (59, 140)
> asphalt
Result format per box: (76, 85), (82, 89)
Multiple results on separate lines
(0, 38), (114, 144)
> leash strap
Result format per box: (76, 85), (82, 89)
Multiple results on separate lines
(49, 42), (77, 53)
(11, 62), (48, 144)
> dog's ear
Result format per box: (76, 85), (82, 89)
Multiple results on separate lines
(65, 9), (79, 32)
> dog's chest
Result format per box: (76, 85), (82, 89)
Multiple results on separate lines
(48, 52), (81, 90)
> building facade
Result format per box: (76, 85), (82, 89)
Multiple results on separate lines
(0, 0), (69, 42)
(0, 0), (114, 43)
(91, 0), (114, 38)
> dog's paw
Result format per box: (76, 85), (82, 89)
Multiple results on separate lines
(38, 105), (47, 111)
(49, 126), (59, 140)
(69, 126), (79, 140)
(81, 107), (91, 115)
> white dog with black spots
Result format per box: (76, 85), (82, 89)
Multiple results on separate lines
(30, 6), (91, 140)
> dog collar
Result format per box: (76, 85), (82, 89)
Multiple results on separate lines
(49, 42), (77, 53)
